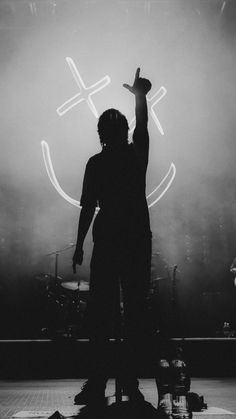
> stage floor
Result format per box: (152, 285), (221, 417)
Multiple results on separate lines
(0, 378), (235, 419)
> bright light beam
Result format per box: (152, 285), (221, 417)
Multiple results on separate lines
(147, 162), (176, 208)
(56, 57), (111, 118)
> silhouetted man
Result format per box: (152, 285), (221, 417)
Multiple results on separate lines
(72, 68), (152, 404)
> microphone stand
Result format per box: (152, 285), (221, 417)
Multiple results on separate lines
(171, 264), (179, 337)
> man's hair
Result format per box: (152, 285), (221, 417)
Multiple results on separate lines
(97, 108), (129, 148)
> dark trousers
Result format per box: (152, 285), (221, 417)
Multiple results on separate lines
(87, 235), (152, 384)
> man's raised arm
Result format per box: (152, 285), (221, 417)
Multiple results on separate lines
(123, 68), (152, 167)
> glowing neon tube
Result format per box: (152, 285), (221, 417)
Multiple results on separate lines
(41, 140), (81, 208)
(147, 163), (176, 208)
(57, 57), (111, 117)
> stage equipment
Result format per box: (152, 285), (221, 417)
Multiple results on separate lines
(156, 359), (173, 418)
(61, 281), (79, 291)
(230, 257), (236, 274)
(41, 57), (176, 210)
(43, 243), (87, 337)
(171, 350), (192, 419)
(230, 257), (236, 286)
(149, 276), (168, 295)
(78, 280), (90, 292)
(222, 321), (234, 338)
(45, 278), (87, 338)
(47, 278), (81, 311)
(171, 358), (191, 395)
(35, 273), (62, 284)
(186, 393), (207, 412)
(172, 394), (192, 419)
(60, 279), (89, 292)
(155, 349), (192, 418)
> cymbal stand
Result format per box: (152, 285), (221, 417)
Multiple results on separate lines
(46, 244), (75, 336)
(47, 243), (75, 283)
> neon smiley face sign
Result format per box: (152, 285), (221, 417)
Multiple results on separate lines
(41, 57), (176, 209)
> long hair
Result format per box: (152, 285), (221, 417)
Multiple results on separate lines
(97, 108), (129, 148)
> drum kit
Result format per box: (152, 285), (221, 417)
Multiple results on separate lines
(35, 273), (89, 337)
(35, 243), (91, 337)
(35, 245), (178, 337)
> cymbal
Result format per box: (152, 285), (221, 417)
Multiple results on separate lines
(79, 281), (89, 291)
(58, 280), (90, 291)
(61, 281), (79, 291)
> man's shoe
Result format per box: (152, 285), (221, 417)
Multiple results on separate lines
(74, 380), (106, 405)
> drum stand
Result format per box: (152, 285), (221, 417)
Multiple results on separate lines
(47, 243), (75, 283)
(46, 244), (75, 337)
(111, 280), (135, 406)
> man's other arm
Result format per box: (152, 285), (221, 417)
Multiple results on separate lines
(72, 160), (97, 272)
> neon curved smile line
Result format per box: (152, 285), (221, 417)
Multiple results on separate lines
(41, 139), (176, 209)
(41, 140), (100, 212)
(41, 140), (81, 208)
(147, 163), (176, 207)
(42, 57), (176, 209)
(56, 57), (111, 118)
(147, 163), (176, 199)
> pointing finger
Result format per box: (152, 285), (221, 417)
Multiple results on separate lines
(135, 67), (140, 81)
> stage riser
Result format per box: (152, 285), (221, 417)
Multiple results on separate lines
(0, 339), (235, 379)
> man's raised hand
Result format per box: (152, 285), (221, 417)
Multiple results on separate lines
(123, 67), (140, 94)
(123, 68), (151, 96)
